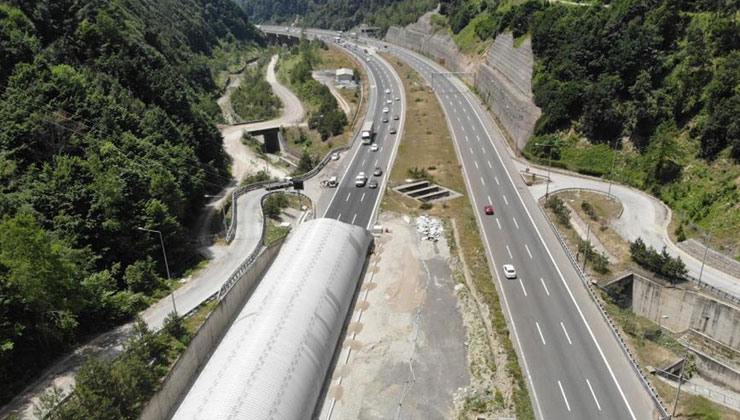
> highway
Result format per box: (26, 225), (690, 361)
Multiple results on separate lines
(263, 26), (406, 230)
(365, 41), (657, 419)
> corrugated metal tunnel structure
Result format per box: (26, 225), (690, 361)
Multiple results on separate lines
(172, 218), (373, 420)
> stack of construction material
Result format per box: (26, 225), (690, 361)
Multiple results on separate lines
(416, 214), (443, 242)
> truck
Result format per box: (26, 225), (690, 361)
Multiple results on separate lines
(361, 121), (374, 144)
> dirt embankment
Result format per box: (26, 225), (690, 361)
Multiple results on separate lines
(386, 12), (541, 150)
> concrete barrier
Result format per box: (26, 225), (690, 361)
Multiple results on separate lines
(631, 273), (740, 351)
(139, 238), (286, 420)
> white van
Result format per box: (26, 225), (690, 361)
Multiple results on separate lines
(328, 176), (338, 187)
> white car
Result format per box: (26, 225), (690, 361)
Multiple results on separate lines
(370, 144), (379, 152)
(395, 97), (400, 101)
(331, 152), (340, 160)
(382, 107), (389, 113)
(386, 99), (392, 104)
(503, 264), (517, 279)
(355, 172), (367, 187)
(385, 88), (391, 94)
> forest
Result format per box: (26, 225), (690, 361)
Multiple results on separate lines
(432, 0), (740, 253)
(234, 0), (437, 31)
(0, 0), (262, 404)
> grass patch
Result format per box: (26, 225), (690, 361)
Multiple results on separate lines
(452, 13), (493, 55)
(264, 224), (290, 246)
(183, 299), (219, 335)
(380, 52), (534, 420)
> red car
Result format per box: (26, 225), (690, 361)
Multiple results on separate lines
(484, 205), (494, 215)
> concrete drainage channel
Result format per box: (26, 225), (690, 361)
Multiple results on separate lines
(394, 180), (461, 202)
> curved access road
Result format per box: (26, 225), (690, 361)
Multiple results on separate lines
(519, 160), (740, 297)
(371, 39), (656, 419)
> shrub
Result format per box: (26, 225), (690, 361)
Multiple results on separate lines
(581, 201), (598, 221)
(547, 196), (571, 227)
(675, 223), (687, 242)
(419, 202), (433, 210)
(407, 167), (432, 181)
(263, 193), (289, 219)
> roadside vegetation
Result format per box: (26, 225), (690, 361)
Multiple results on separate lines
(277, 37), (368, 162)
(0, 0), (263, 405)
(231, 59), (281, 122)
(279, 38), (348, 140)
(33, 315), (191, 420)
(380, 53), (534, 420)
(434, 0), (740, 258)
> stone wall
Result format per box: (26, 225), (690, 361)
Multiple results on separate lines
(385, 12), (540, 150)
(475, 33), (541, 150)
(679, 238), (740, 280)
(631, 273), (740, 351)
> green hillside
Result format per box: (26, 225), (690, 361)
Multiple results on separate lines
(234, 0), (437, 31)
(435, 0), (740, 257)
(0, 0), (262, 404)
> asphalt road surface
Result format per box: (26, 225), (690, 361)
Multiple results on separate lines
(368, 40), (656, 420)
(262, 27), (406, 230)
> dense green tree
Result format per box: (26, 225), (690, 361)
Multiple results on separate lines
(235, 0), (436, 31)
(0, 0), (263, 405)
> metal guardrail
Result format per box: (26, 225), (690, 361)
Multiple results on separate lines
(219, 190), (311, 299)
(224, 43), (367, 244)
(656, 367), (740, 411)
(685, 274), (740, 306)
(538, 204), (672, 419)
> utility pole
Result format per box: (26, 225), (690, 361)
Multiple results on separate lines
(671, 340), (691, 418)
(137, 227), (177, 316)
(583, 221), (592, 272)
(534, 142), (555, 201)
(607, 140), (619, 199)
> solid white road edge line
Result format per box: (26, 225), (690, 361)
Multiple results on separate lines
(402, 49), (546, 419)
(454, 58), (639, 420)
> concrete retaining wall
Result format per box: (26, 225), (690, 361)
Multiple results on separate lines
(385, 13), (540, 150)
(139, 239), (286, 420)
(693, 348), (740, 393)
(631, 273), (740, 351)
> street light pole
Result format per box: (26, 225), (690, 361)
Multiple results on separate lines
(607, 140), (619, 199)
(698, 232), (711, 284)
(137, 227), (177, 316)
(583, 221), (592, 272)
(534, 142), (554, 201)
(671, 340), (691, 418)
